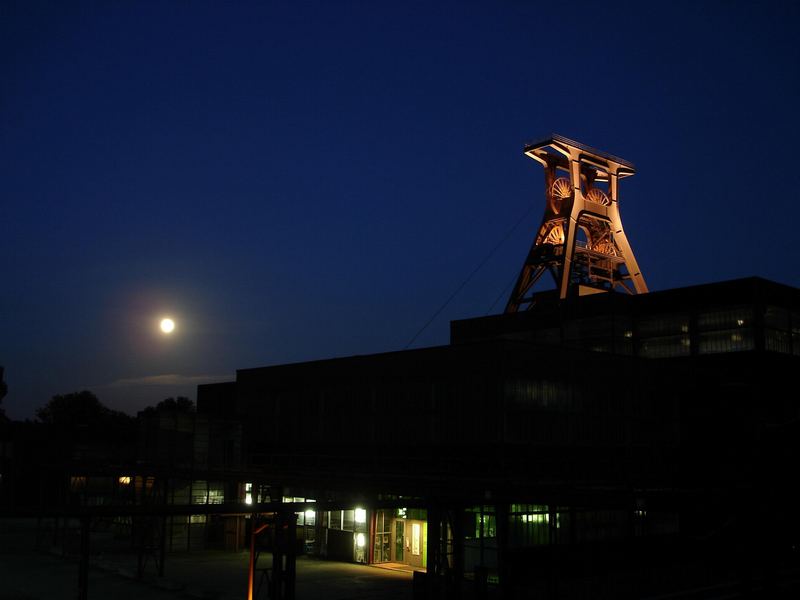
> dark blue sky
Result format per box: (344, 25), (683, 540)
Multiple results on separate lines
(2, 1), (799, 418)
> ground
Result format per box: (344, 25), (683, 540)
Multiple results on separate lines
(4, 519), (800, 599)
(0, 519), (413, 600)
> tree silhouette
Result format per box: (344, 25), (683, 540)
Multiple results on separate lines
(35, 390), (135, 442)
(141, 396), (195, 415)
(156, 396), (195, 412)
(37, 390), (110, 426)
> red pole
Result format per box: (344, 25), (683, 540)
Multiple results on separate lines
(247, 518), (256, 600)
(247, 520), (269, 600)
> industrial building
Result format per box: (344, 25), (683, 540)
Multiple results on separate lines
(4, 136), (799, 598)
(193, 275), (799, 573)
(178, 136), (800, 596)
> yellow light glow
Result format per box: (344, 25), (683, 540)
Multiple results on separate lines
(118, 476), (131, 485)
(355, 508), (367, 523)
(356, 533), (366, 548)
(160, 318), (175, 334)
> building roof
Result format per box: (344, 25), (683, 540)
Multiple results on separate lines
(524, 133), (636, 170)
(451, 276), (800, 345)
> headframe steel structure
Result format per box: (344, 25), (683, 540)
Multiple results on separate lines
(505, 134), (647, 311)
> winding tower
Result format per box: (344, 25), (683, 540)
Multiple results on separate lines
(506, 134), (647, 312)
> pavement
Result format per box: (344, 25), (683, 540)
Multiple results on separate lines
(10, 518), (796, 599)
(0, 519), (414, 600)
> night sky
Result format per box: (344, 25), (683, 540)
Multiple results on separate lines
(2, 1), (799, 419)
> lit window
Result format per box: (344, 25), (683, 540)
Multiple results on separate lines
(521, 513), (549, 524)
(698, 329), (754, 354)
(356, 533), (366, 548)
(245, 482), (252, 505)
(118, 476), (131, 485)
(192, 481), (209, 505)
(208, 487), (225, 504)
(355, 508), (367, 524)
(698, 308), (751, 332)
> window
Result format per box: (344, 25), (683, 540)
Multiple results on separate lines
(793, 311), (800, 356)
(639, 335), (691, 358)
(504, 379), (569, 410)
(466, 506), (496, 539)
(637, 314), (690, 358)
(766, 329), (791, 354)
(530, 327), (561, 345)
(698, 307), (751, 331)
(372, 510), (393, 563)
(510, 504), (553, 546)
(639, 314), (689, 337)
(191, 481), (208, 504)
(765, 306), (792, 354)
(208, 485), (224, 504)
(564, 318), (616, 354)
(697, 307), (754, 354)
(613, 317), (634, 355)
(764, 306), (789, 329)
(699, 329), (754, 354)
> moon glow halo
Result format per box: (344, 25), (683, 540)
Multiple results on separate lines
(160, 318), (175, 334)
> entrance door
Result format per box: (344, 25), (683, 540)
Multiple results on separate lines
(394, 519), (404, 562)
(373, 510), (392, 563)
(406, 520), (425, 568)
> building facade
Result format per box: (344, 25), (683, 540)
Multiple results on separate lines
(184, 276), (800, 593)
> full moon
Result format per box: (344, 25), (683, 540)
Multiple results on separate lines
(160, 318), (175, 334)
